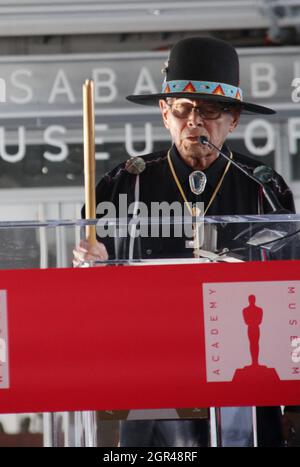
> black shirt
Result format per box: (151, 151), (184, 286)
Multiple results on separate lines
(93, 144), (295, 259)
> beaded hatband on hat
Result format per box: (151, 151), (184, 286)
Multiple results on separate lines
(127, 37), (275, 114)
(162, 80), (243, 102)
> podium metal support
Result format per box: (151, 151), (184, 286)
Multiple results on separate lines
(210, 407), (222, 447)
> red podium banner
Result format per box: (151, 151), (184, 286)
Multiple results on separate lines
(0, 260), (299, 414)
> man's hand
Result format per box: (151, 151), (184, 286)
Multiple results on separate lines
(72, 239), (109, 267)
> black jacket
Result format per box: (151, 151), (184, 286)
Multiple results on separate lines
(92, 145), (295, 260)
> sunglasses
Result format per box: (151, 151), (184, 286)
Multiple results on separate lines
(166, 100), (234, 120)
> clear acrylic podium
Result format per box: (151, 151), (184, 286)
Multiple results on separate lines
(0, 214), (299, 447)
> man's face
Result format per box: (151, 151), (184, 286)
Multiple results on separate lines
(159, 97), (241, 169)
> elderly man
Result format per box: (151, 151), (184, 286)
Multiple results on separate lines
(74, 37), (296, 446)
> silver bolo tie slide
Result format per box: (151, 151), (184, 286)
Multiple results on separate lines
(189, 170), (207, 195)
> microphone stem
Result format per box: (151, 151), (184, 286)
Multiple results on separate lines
(203, 140), (277, 211)
(261, 187), (278, 212)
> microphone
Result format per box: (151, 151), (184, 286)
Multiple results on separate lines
(125, 156), (146, 175)
(199, 136), (284, 212)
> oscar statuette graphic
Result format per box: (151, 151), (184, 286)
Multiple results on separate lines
(233, 295), (280, 383)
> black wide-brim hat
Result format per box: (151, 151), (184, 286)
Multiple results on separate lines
(127, 37), (275, 115)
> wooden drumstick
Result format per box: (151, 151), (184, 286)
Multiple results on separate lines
(82, 79), (96, 244)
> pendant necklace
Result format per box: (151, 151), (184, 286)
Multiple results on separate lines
(167, 149), (233, 256)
